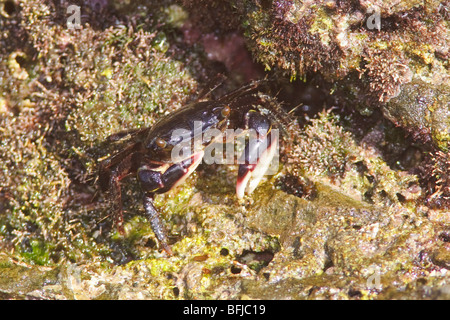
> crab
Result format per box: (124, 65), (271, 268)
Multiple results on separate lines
(98, 80), (288, 255)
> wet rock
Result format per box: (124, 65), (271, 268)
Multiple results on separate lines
(383, 80), (450, 151)
(432, 246), (450, 270)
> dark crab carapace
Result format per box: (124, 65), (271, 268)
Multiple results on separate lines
(98, 80), (287, 255)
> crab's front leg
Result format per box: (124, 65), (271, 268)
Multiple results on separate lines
(142, 194), (173, 255)
(137, 151), (204, 255)
(236, 110), (279, 199)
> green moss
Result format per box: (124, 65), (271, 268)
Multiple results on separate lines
(18, 239), (54, 266)
(0, 0), (200, 267)
(164, 4), (189, 28)
(290, 110), (354, 178)
(288, 110), (420, 207)
(309, 7), (335, 47)
(65, 26), (196, 144)
(239, 0), (450, 148)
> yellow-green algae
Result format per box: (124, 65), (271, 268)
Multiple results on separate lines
(0, 0), (198, 267)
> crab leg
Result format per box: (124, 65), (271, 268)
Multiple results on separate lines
(138, 151), (204, 254)
(143, 194), (173, 255)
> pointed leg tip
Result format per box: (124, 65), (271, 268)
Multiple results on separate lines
(162, 243), (173, 256)
(117, 223), (125, 235)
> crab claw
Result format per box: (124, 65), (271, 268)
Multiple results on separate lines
(236, 131), (278, 199)
(165, 150), (204, 191)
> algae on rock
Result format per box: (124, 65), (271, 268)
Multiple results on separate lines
(1, 0), (450, 300)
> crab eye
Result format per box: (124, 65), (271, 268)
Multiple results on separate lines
(221, 105), (231, 118)
(155, 137), (167, 149)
